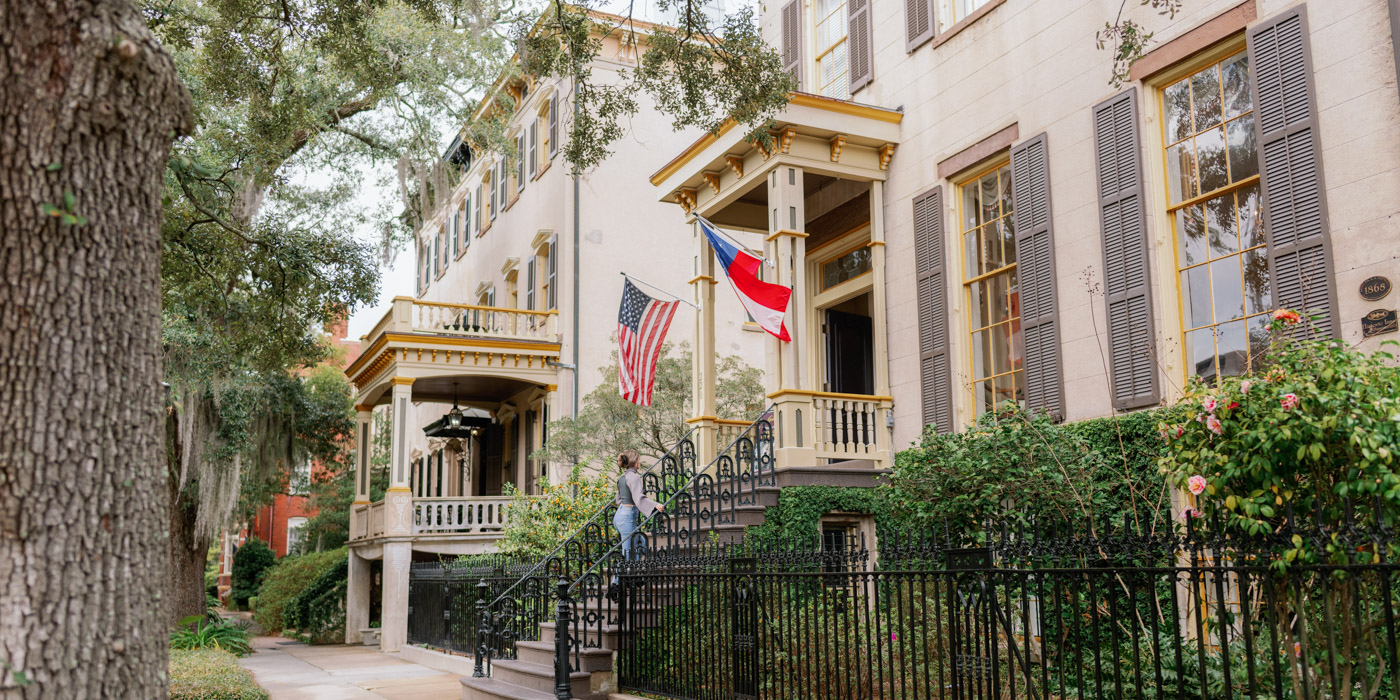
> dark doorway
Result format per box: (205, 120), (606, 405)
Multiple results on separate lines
(480, 424), (504, 495)
(824, 308), (873, 395)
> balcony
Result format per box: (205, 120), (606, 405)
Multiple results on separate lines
(365, 297), (558, 347)
(350, 496), (532, 556)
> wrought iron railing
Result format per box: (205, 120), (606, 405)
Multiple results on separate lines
(470, 425), (702, 676)
(614, 508), (1400, 700)
(406, 555), (545, 655)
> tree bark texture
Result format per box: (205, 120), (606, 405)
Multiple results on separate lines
(166, 414), (208, 628)
(0, 1), (191, 697)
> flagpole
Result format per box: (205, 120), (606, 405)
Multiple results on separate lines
(620, 272), (700, 310)
(695, 215), (775, 267)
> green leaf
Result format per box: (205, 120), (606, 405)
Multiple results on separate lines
(177, 614), (203, 627)
(46, 162), (62, 171)
(63, 190), (76, 211)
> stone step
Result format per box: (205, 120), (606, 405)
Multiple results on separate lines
(460, 675), (560, 700)
(490, 658), (591, 698)
(538, 621), (620, 650)
(515, 640), (613, 673)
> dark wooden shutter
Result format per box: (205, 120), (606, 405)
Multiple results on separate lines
(474, 185), (483, 231)
(781, 0), (802, 84)
(548, 93), (559, 158)
(546, 237), (558, 309)
(528, 122), (539, 179)
(913, 186), (952, 434)
(526, 256), (536, 311)
(848, 0), (873, 93)
(415, 243), (423, 294)
(1092, 90), (1160, 410)
(1248, 5), (1338, 339)
(905, 0), (934, 51)
(1009, 132), (1063, 419)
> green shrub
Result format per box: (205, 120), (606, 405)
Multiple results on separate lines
(169, 649), (268, 700)
(230, 537), (274, 610)
(888, 405), (1172, 536)
(1159, 316), (1400, 547)
(746, 486), (901, 547)
(496, 464), (615, 557)
(170, 617), (253, 657)
(285, 557), (348, 643)
(253, 548), (346, 633)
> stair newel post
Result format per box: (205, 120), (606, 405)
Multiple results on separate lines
(553, 578), (572, 700)
(472, 578), (487, 678)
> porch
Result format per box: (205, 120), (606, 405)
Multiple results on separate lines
(342, 296), (559, 652)
(656, 92), (903, 469)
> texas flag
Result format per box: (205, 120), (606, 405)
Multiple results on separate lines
(698, 218), (792, 342)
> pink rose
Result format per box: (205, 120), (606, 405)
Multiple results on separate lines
(1182, 507), (1202, 519)
(1280, 393), (1300, 410)
(1273, 309), (1301, 325)
(1206, 415), (1223, 435)
(1187, 475), (1207, 495)
(1202, 396), (1218, 413)
(1176, 426), (1184, 438)
(1240, 380), (1252, 394)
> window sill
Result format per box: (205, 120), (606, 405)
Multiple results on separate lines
(928, 0), (1005, 51)
(505, 195), (520, 211)
(533, 160), (551, 180)
(455, 247), (468, 261)
(479, 221), (492, 237)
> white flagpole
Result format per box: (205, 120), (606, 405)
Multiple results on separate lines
(620, 272), (700, 310)
(695, 215), (775, 268)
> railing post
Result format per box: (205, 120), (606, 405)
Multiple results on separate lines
(553, 578), (571, 700)
(473, 578), (487, 678)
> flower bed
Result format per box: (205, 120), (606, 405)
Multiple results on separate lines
(169, 649), (268, 700)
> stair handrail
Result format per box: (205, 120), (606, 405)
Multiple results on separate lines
(478, 425), (700, 613)
(563, 405), (775, 595)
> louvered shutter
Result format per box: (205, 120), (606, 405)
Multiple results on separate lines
(913, 187), (953, 434)
(415, 243), (423, 294)
(474, 185), (483, 230)
(526, 256), (536, 311)
(516, 135), (526, 192)
(1009, 133), (1063, 419)
(905, 0), (934, 51)
(464, 193), (473, 249)
(489, 166), (498, 221)
(498, 160), (508, 208)
(548, 93), (559, 158)
(1248, 6), (1337, 339)
(1092, 90), (1160, 410)
(546, 237), (558, 309)
(528, 122), (539, 179)
(781, 0), (802, 85)
(848, 0), (873, 93)
(452, 205), (461, 256)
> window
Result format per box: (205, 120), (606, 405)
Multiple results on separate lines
(463, 193), (473, 251)
(488, 166), (498, 221)
(813, 0), (848, 98)
(936, 0), (991, 32)
(289, 460), (311, 495)
(1161, 51), (1268, 381)
(421, 240), (432, 291)
(452, 205), (461, 257)
(515, 134), (526, 194)
(498, 159), (508, 211)
(821, 245), (872, 290)
(286, 517), (308, 556)
(959, 162), (1021, 417)
(525, 256), (536, 311)
(474, 186), (483, 232)
(528, 122), (539, 179)
(545, 237), (557, 309)
(480, 287), (495, 307)
(416, 242), (424, 294)
(434, 229), (444, 277)
(548, 93), (559, 159)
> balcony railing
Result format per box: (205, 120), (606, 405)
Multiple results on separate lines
(809, 392), (891, 462)
(367, 297), (558, 345)
(350, 496), (529, 542)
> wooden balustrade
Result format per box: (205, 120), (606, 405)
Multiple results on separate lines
(809, 393), (891, 463)
(367, 501), (386, 539)
(350, 496), (532, 541)
(410, 300), (556, 343)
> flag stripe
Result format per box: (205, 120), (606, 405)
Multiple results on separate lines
(617, 278), (679, 406)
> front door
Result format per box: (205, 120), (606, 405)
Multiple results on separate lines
(824, 309), (873, 395)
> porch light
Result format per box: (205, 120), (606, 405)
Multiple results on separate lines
(447, 384), (464, 430)
(423, 384), (492, 438)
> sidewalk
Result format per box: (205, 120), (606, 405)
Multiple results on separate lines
(239, 637), (462, 699)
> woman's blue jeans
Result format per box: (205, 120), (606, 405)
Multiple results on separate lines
(613, 506), (642, 562)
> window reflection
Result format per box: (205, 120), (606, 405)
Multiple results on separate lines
(961, 162), (1022, 415)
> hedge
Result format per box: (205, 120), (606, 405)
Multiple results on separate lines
(169, 649), (268, 700)
(284, 556), (347, 643)
(253, 548), (346, 633)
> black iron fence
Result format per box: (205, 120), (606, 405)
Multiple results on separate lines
(616, 515), (1400, 700)
(406, 555), (543, 655)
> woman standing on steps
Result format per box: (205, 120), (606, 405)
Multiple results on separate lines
(614, 449), (663, 563)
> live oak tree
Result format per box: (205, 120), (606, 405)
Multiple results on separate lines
(0, 1), (192, 697)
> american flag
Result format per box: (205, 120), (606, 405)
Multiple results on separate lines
(617, 278), (679, 406)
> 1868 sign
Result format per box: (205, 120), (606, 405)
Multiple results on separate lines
(1359, 276), (1392, 302)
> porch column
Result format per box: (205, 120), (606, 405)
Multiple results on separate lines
(381, 377), (414, 652)
(690, 218), (719, 465)
(868, 181), (893, 465)
(767, 165), (815, 468)
(350, 404), (373, 541)
(344, 549), (371, 644)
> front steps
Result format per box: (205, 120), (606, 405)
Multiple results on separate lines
(460, 461), (885, 700)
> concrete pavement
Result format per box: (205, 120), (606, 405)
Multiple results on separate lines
(239, 637), (462, 699)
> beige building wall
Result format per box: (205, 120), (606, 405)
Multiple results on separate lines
(762, 0), (1400, 449)
(402, 41), (765, 481)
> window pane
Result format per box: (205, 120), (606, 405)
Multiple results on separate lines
(1186, 326), (1217, 379)
(971, 280), (992, 328)
(991, 322), (1013, 375)
(1166, 140), (1196, 204)
(1196, 125), (1228, 194)
(971, 329), (990, 378)
(1205, 195), (1238, 258)
(972, 378), (993, 416)
(1211, 256), (1244, 323)
(1238, 184), (1263, 249)
(1181, 265), (1212, 328)
(962, 178), (981, 230)
(996, 371), (1023, 411)
(984, 225), (1005, 271)
(989, 274), (1010, 325)
(1216, 319), (1247, 377)
(1164, 79), (1192, 144)
(1191, 64), (1223, 131)
(979, 172), (999, 224)
(1243, 248), (1272, 315)
(1247, 314), (1271, 369)
(998, 167), (1013, 217)
(1000, 218), (1017, 265)
(1176, 204), (1207, 266)
(963, 231), (980, 277)
(1226, 115), (1258, 182)
(1221, 53), (1252, 119)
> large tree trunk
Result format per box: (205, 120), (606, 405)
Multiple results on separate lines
(167, 466), (212, 626)
(0, 1), (191, 697)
